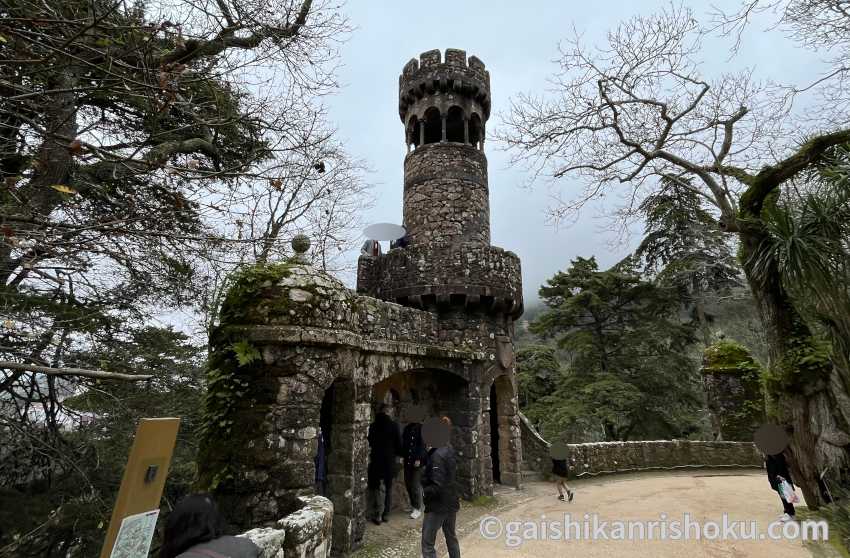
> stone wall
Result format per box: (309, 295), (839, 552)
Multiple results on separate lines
(198, 258), (523, 555)
(702, 340), (766, 441)
(519, 413), (763, 478)
(356, 243), (523, 319)
(239, 496), (333, 558)
(403, 143), (490, 246)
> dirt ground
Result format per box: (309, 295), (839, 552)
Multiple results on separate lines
(351, 469), (841, 558)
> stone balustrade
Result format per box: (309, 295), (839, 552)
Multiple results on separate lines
(519, 413), (763, 479)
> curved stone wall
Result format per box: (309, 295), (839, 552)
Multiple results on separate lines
(356, 242), (523, 318)
(519, 413), (763, 478)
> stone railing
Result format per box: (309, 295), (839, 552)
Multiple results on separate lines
(519, 412), (763, 479)
(239, 496), (333, 558)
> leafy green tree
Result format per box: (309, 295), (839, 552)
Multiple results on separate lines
(1, 326), (206, 556)
(0, 1), (361, 551)
(636, 175), (742, 344)
(516, 344), (559, 409)
(532, 256), (704, 441)
(748, 147), (850, 479)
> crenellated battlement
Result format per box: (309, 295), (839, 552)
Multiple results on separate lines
(398, 48), (491, 122)
(401, 49), (487, 75)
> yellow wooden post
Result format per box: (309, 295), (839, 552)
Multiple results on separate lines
(99, 417), (180, 558)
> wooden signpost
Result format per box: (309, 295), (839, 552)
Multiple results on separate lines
(99, 417), (181, 558)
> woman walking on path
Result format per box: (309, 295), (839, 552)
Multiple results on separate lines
(550, 441), (574, 502)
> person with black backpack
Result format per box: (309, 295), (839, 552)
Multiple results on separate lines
(420, 416), (460, 558)
(160, 494), (260, 558)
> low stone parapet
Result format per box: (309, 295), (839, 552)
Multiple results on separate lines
(239, 496), (333, 558)
(357, 242), (523, 318)
(519, 412), (763, 479)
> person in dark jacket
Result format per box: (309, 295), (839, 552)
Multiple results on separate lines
(160, 493), (260, 558)
(367, 403), (402, 524)
(766, 452), (796, 521)
(421, 416), (460, 558)
(403, 405), (428, 519)
(551, 457), (574, 502)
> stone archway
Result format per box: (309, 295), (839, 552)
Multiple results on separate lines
(367, 367), (476, 519)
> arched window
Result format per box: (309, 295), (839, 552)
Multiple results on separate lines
(408, 116), (420, 149)
(423, 107), (441, 144)
(446, 106), (465, 143)
(469, 113), (482, 148)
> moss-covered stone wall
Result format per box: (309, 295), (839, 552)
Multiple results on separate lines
(702, 340), (766, 442)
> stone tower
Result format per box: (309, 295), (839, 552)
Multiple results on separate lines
(399, 48), (491, 247)
(358, 48), (524, 490)
(358, 48), (521, 320)
(198, 48), (525, 556)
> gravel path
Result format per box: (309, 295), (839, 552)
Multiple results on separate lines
(352, 469), (840, 558)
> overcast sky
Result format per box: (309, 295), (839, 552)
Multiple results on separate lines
(322, 0), (828, 305)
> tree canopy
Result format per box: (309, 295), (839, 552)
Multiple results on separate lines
(529, 256), (703, 442)
(0, 0), (367, 552)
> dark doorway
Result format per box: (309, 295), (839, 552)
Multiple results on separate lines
(317, 382), (334, 496)
(489, 382), (501, 484)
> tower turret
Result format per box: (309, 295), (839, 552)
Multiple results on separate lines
(399, 48), (491, 247)
(358, 48), (522, 322)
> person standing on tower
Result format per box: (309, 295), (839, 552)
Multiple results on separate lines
(367, 402), (402, 525)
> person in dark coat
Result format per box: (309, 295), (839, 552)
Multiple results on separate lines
(160, 494), (260, 558)
(402, 407), (428, 519)
(367, 403), (402, 524)
(766, 452), (796, 521)
(421, 416), (460, 558)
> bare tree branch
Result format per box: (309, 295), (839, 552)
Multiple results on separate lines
(0, 361), (153, 381)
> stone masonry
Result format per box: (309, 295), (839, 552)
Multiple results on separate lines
(197, 49), (525, 557)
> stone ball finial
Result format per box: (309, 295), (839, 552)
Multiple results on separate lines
(291, 234), (310, 255)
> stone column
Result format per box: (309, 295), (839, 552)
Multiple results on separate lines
(452, 380), (483, 500)
(441, 115), (447, 142)
(498, 374), (523, 488)
(463, 117), (469, 144)
(325, 376), (370, 555)
(419, 123), (424, 145)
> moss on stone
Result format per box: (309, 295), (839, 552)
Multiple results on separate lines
(195, 336), (267, 494)
(704, 340), (757, 372)
(218, 260), (297, 324)
(196, 262), (299, 494)
(703, 339), (766, 440)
